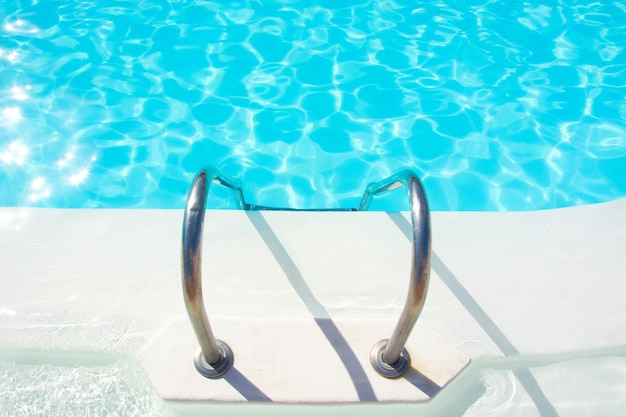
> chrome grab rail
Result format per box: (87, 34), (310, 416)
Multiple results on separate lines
(359, 171), (432, 378)
(182, 168), (239, 378)
(182, 166), (430, 379)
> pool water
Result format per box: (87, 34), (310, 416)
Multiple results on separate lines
(0, 0), (625, 211)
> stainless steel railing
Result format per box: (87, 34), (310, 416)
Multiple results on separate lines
(182, 168), (238, 378)
(360, 171), (432, 378)
(182, 166), (431, 379)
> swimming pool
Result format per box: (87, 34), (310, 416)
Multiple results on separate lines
(1, 0), (625, 211)
(2, 1), (626, 417)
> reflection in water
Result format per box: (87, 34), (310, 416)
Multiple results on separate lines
(28, 177), (50, 202)
(68, 168), (89, 186)
(4, 18), (40, 34)
(0, 48), (20, 63)
(56, 151), (75, 167)
(11, 86), (30, 101)
(0, 140), (28, 165)
(0, 1), (625, 210)
(2, 106), (22, 123)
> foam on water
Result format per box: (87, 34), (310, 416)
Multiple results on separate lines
(1, 0), (625, 211)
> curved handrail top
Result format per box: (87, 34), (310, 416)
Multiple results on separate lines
(183, 166), (432, 376)
(182, 169), (236, 370)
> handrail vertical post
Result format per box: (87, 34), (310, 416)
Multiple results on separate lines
(365, 172), (432, 378)
(182, 169), (235, 378)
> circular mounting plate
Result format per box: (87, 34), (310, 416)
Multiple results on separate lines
(370, 339), (411, 378)
(193, 340), (234, 379)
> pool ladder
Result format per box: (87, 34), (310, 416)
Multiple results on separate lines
(182, 166), (431, 379)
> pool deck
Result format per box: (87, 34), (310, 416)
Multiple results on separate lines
(1, 198), (625, 412)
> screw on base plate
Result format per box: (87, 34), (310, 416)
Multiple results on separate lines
(193, 340), (234, 379)
(370, 339), (411, 378)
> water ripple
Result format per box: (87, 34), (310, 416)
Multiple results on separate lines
(0, 0), (625, 210)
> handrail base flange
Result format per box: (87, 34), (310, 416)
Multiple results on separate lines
(193, 340), (234, 379)
(370, 339), (410, 379)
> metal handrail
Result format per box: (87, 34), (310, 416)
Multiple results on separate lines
(182, 168), (236, 378)
(360, 171), (432, 378)
(182, 166), (431, 379)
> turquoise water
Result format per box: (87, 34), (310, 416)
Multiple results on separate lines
(0, 0), (625, 211)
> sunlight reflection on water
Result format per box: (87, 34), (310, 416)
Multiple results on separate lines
(0, 0), (625, 211)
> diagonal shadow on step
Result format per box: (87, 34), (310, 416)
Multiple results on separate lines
(387, 212), (559, 417)
(246, 211), (378, 402)
(403, 366), (442, 397)
(223, 366), (273, 402)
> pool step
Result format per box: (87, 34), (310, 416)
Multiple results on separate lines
(137, 316), (470, 403)
(141, 167), (469, 403)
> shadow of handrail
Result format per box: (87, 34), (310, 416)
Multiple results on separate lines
(386, 212), (559, 417)
(223, 366), (272, 402)
(246, 211), (378, 402)
(403, 366), (441, 398)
